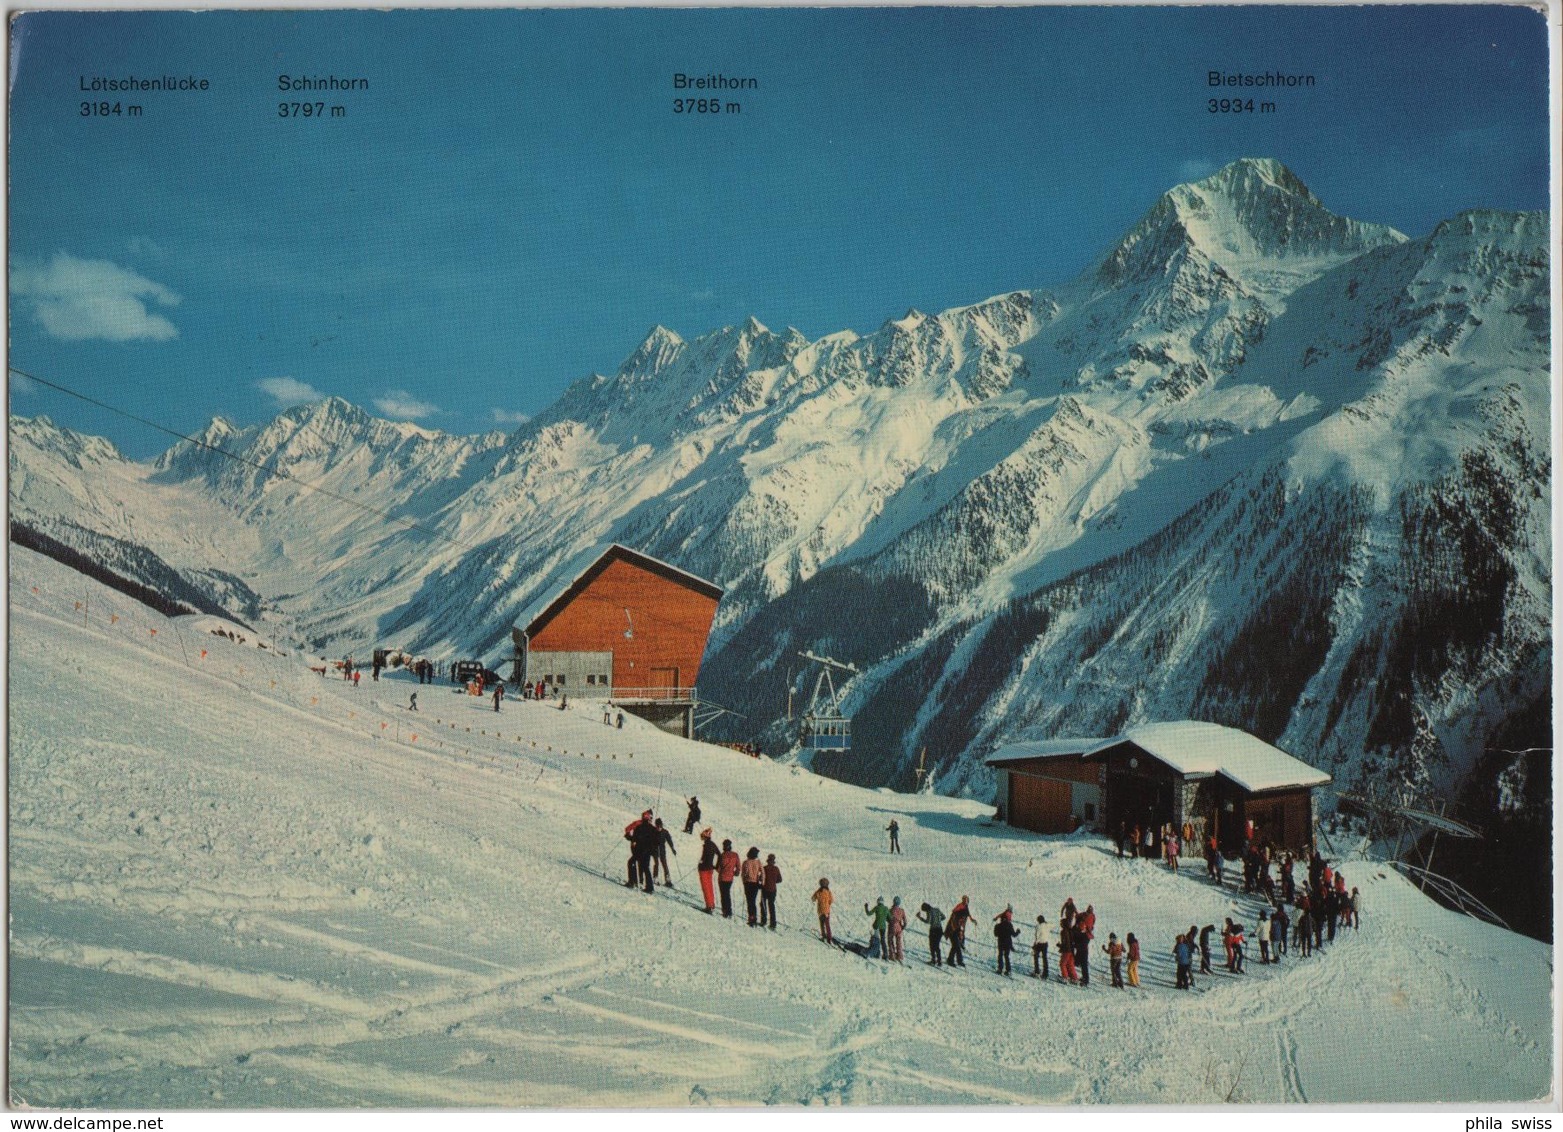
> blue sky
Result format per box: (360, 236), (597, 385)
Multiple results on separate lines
(8, 6), (1550, 456)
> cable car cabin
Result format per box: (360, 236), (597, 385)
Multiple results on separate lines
(801, 714), (851, 751)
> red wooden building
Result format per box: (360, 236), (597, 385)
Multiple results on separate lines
(512, 545), (723, 737)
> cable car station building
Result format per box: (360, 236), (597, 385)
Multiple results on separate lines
(987, 721), (1331, 854)
(513, 545), (723, 738)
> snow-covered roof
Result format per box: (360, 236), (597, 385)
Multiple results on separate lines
(1110, 722), (1330, 792)
(986, 738), (1108, 766)
(988, 722), (1330, 793)
(515, 544), (723, 638)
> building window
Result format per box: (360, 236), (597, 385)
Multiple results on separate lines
(1084, 802), (1097, 822)
(586, 675), (596, 686)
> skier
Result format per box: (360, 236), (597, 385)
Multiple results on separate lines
(628, 810), (660, 894)
(916, 902), (945, 966)
(1346, 886), (1361, 930)
(865, 897), (891, 959)
(1173, 933), (1194, 990)
(697, 829), (719, 913)
(717, 839), (740, 918)
(1126, 932), (1141, 987)
(1078, 904), (1097, 944)
(653, 818), (676, 887)
(946, 896), (972, 968)
(353, 670), (361, 688)
(1257, 910), (1272, 964)
(492, 682), (504, 712)
(1272, 902), (1290, 958)
(409, 691), (418, 712)
(684, 796), (702, 835)
(761, 853), (782, 930)
(1198, 924), (1215, 975)
(993, 907), (1019, 976)
(741, 847), (764, 926)
(886, 819), (901, 854)
(616, 711), (625, 730)
(1115, 822), (1128, 858)
(1073, 920), (1091, 988)
(1031, 915), (1050, 979)
(812, 878), (834, 943)
(1058, 915), (1077, 983)
(888, 897), (907, 962)
(1104, 933), (1125, 988)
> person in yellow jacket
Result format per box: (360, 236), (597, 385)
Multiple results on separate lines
(811, 878), (834, 944)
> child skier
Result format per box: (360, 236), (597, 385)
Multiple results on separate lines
(888, 896), (907, 962)
(1104, 933), (1126, 988)
(917, 903), (945, 966)
(865, 897), (891, 958)
(812, 879), (834, 944)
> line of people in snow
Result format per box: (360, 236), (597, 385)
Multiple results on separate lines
(623, 805), (1361, 988)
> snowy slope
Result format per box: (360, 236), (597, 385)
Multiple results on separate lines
(6, 544), (1553, 1107)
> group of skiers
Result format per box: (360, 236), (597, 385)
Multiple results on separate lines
(692, 829), (783, 927)
(618, 802), (1362, 993)
(623, 809), (679, 894)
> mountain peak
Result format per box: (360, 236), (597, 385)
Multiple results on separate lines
(621, 324), (687, 379)
(1097, 157), (1406, 291)
(1190, 157), (1317, 203)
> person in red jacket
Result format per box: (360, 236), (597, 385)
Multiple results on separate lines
(623, 810), (652, 888)
(696, 828), (719, 913)
(760, 853), (782, 930)
(717, 839), (740, 918)
(946, 896), (972, 967)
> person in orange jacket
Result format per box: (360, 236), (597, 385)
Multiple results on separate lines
(811, 878), (834, 943)
(1104, 932), (1126, 988)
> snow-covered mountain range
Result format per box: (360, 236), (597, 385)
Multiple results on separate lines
(10, 159), (1551, 868)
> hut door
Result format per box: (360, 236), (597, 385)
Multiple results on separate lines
(650, 666), (679, 692)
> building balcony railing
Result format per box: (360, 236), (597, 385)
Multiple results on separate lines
(530, 685), (697, 704)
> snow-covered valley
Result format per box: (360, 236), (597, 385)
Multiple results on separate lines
(6, 545), (1552, 1107)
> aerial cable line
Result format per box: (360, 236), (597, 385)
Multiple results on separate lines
(9, 365), (484, 555)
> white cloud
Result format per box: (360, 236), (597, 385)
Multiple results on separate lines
(490, 407), (531, 426)
(373, 390), (439, 420)
(257, 376), (323, 407)
(10, 252), (180, 342)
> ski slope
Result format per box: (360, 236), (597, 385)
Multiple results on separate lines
(5, 544), (1553, 1107)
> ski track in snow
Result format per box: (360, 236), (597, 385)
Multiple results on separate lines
(5, 545), (1553, 1107)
